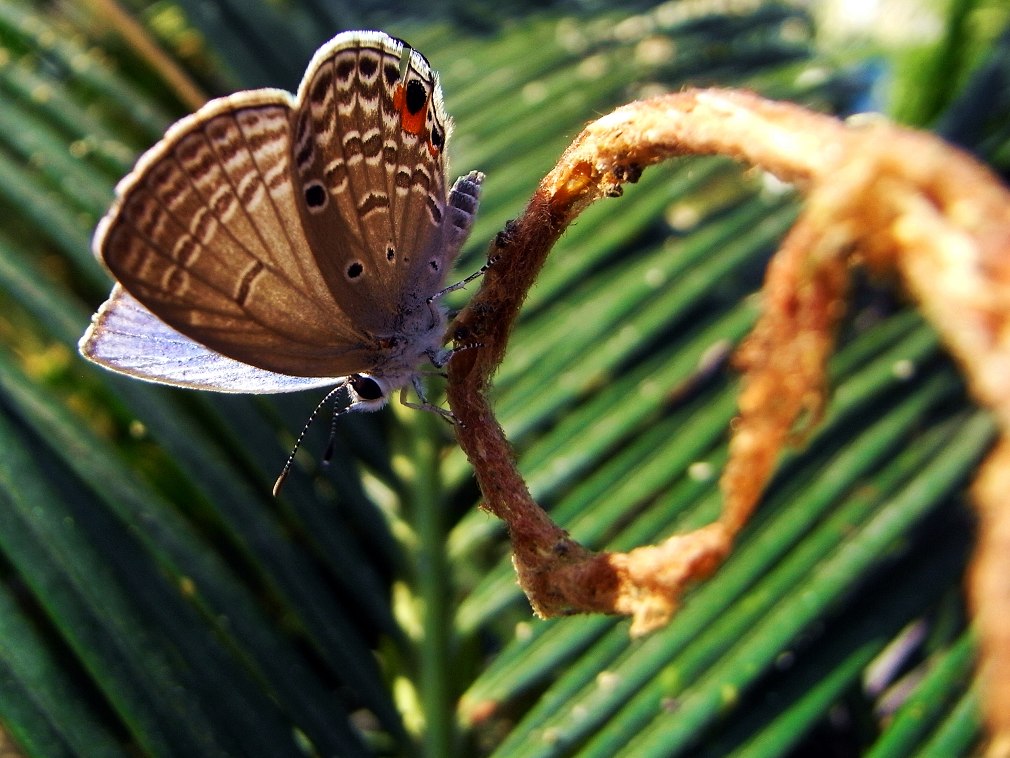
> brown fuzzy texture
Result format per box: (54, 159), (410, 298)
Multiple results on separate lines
(445, 88), (1010, 753)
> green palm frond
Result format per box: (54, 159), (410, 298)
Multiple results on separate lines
(1, 1), (1007, 756)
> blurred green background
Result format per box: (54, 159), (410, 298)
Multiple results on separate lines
(1, 0), (1008, 756)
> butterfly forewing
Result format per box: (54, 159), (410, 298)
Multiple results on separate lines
(96, 92), (375, 378)
(293, 32), (452, 334)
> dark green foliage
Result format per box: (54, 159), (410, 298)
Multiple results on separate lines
(0, 1), (1007, 755)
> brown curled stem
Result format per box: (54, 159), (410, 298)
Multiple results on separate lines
(445, 87), (1010, 752)
(445, 89), (856, 629)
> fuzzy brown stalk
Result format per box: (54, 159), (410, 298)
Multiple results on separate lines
(445, 88), (1010, 753)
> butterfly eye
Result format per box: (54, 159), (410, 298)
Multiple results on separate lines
(349, 374), (384, 401)
(303, 181), (327, 212)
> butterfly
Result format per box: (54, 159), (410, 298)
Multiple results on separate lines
(79, 31), (484, 488)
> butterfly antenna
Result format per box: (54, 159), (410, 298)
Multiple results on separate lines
(322, 399), (343, 465)
(272, 381), (349, 497)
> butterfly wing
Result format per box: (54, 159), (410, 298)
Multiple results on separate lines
(94, 88), (378, 379)
(291, 31), (455, 334)
(80, 285), (341, 393)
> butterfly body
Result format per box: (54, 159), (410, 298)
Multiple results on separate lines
(81, 30), (483, 407)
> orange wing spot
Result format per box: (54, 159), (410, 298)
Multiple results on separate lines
(393, 83), (429, 136)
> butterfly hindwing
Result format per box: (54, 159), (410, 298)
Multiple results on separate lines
(292, 32), (452, 334)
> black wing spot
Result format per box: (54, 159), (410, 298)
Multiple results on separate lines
(304, 181), (327, 212)
(346, 261), (364, 280)
(429, 259), (439, 272)
(383, 62), (400, 86)
(333, 59), (354, 83)
(359, 55), (378, 79)
(430, 125), (444, 152)
(405, 79), (427, 114)
(386, 246), (396, 262)
(311, 68), (334, 102)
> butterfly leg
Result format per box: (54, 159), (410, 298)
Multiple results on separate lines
(399, 376), (456, 423)
(433, 255), (498, 300)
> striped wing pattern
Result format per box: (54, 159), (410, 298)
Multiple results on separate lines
(292, 32), (453, 334)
